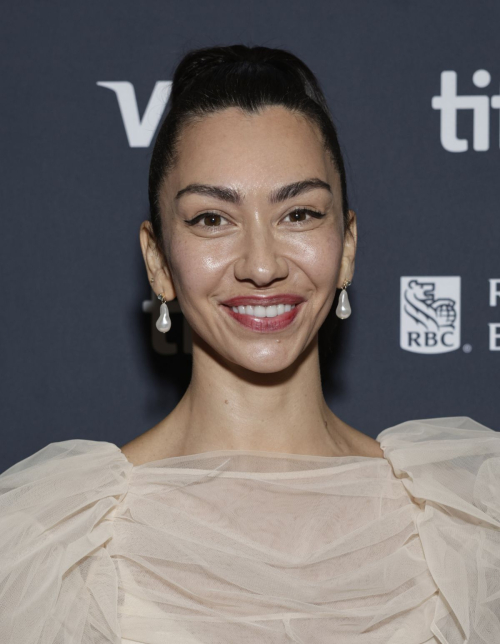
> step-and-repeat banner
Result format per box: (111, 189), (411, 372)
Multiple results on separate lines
(1, 1), (498, 470)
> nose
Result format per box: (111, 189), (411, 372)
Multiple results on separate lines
(233, 218), (289, 286)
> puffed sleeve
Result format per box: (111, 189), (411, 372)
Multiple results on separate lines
(0, 439), (133, 644)
(377, 416), (500, 644)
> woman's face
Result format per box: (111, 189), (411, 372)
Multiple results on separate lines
(150, 105), (356, 373)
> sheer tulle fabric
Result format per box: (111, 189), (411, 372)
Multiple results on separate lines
(0, 416), (499, 644)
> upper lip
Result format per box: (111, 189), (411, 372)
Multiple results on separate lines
(221, 294), (306, 307)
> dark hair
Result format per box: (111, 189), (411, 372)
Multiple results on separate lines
(148, 44), (352, 357)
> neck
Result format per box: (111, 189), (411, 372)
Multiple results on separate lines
(156, 332), (353, 458)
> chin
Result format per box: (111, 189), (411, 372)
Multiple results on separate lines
(227, 348), (300, 374)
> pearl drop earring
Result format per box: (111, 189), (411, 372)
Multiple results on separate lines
(150, 277), (171, 333)
(156, 293), (172, 333)
(336, 279), (352, 319)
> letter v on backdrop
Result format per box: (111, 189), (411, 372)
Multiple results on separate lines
(97, 81), (172, 147)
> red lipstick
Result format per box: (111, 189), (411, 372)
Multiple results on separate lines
(220, 297), (305, 333)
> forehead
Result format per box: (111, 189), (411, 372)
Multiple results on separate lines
(169, 106), (339, 195)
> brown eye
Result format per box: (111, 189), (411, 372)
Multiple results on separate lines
(289, 210), (307, 223)
(202, 214), (221, 226)
(184, 212), (230, 229)
(283, 208), (326, 225)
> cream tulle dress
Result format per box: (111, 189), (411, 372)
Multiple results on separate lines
(0, 416), (499, 644)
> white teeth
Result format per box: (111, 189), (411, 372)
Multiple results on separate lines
(231, 303), (297, 318)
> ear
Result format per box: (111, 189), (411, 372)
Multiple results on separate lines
(337, 209), (357, 289)
(139, 221), (176, 301)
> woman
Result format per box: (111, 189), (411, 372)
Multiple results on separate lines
(0, 45), (499, 644)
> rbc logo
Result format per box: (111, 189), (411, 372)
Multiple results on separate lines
(400, 277), (461, 354)
(432, 70), (500, 152)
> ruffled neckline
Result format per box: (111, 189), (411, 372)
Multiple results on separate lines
(115, 442), (389, 478)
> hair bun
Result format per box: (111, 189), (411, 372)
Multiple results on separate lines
(169, 45), (246, 104)
(169, 44), (322, 108)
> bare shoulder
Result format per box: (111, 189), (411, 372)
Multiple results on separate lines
(359, 436), (385, 459)
(337, 421), (385, 459)
(119, 441), (143, 467)
(119, 424), (171, 467)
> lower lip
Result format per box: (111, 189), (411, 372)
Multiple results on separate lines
(221, 302), (303, 332)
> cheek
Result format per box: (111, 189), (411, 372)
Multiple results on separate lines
(169, 237), (227, 295)
(294, 230), (343, 287)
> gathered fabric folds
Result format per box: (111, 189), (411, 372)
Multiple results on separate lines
(0, 417), (499, 644)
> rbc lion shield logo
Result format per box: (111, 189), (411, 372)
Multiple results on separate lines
(400, 277), (461, 353)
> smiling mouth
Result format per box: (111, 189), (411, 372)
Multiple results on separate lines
(227, 302), (297, 318)
(221, 301), (303, 333)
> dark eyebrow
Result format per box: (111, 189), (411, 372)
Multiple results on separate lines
(174, 178), (332, 204)
(268, 178), (332, 204)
